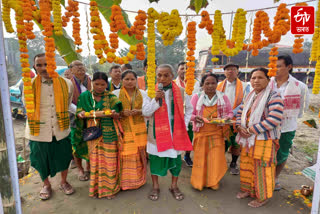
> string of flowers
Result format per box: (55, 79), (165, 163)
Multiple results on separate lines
(2, 0), (15, 33)
(221, 8), (247, 57)
(110, 5), (147, 40)
(157, 10), (183, 46)
(39, 0), (58, 78)
(198, 11), (213, 34)
(249, 3), (290, 56)
(62, 0), (78, 27)
(311, 0), (320, 94)
(268, 47), (278, 77)
(22, 0), (36, 39)
(14, 0), (34, 116)
(211, 10), (224, 62)
(185, 21), (196, 95)
(52, 0), (63, 36)
(146, 7), (159, 98)
(89, 1), (145, 64)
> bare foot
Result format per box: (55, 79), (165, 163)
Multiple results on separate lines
(210, 183), (219, 190)
(236, 191), (250, 199)
(248, 199), (268, 208)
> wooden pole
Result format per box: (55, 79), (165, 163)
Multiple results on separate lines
(0, 4), (22, 214)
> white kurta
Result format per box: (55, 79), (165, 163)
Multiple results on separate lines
(145, 89), (193, 158)
(271, 75), (309, 133)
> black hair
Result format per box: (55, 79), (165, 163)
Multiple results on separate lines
(92, 72), (109, 90)
(143, 59), (158, 68)
(109, 65), (121, 73)
(250, 67), (270, 79)
(122, 63), (132, 70)
(277, 55), (293, 73)
(200, 73), (219, 87)
(33, 53), (46, 63)
(177, 61), (186, 68)
(121, 70), (137, 80)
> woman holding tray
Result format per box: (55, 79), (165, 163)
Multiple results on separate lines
(113, 70), (151, 191)
(235, 68), (284, 208)
(73, 72), (123, 199)
(190, 73), (233, 191)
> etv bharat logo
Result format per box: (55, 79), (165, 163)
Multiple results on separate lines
(291, 6), (315, 34)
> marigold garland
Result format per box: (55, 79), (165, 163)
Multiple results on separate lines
(39, 0), (58, 78)
(14, 0), (34, 116)
(250, 3), (290, 56)
(211, 10), (224, 62)
(268, 47), (278, 77)
(157, 10), (183, 46)
(61, 0), (78, 27)
(89, 1), (145, 64)
(52, 0), (63, 36)
(22, 0), (36, 39)
(198, 11), (213, 34)
(185, 21), (196, 95)
(2, 0), (14, 33)
(311, 0), (320, 94)
(146, 7), (159, 98)
(221, 8), (247, 57)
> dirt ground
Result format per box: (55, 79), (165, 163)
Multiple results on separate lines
(13, 93), (320, 214)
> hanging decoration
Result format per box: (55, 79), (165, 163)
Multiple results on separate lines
(89, 1), (145, 64)
(15, 0), (35, 117)
(249, 3), (290, 56)
(40, 0), (58, 78)
(268, 47), (278, 77)
(211, 10), (224, 62)
(146, 7), (159, 98)
(185, 21), (197, 95)
(110, 5), (147, 40)
(311, 0), (320, 94)
(210, 9), (247, 62)
(22, 0), (36, 39)
(61, 0), (82, 52)
(198, 11), (213, 34)
(157, 10), (183, 46)
(52, 0), (63, 36)
(2, 0), (14, 33)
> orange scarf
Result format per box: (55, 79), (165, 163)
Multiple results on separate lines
(154, 81), (193, 152)
(28, 76), (69, 136)
(217, 78), (243, 109)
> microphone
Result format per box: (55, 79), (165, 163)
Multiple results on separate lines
(158, 83), (163, 106)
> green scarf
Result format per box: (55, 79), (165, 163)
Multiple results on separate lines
(72, 90), (122, 160)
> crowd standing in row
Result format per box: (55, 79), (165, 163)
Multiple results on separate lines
(24, 53), (309, 208)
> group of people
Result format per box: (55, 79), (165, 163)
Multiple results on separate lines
(25, 53), (309, 208)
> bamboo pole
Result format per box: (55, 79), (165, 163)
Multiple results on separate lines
(0, 4), (22, 214)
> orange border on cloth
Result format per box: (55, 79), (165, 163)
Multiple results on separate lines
(154, 81), (193, 152)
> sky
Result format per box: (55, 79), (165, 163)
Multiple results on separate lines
(2, 0), (317, 58)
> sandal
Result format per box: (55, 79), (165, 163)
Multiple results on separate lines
(59, 182), (75, 195)
(248, 199), (268, 208)
(148, 189), (160, 201)
(274, 181), (281, 191)
(39, 185), (52, 200)
(106, 195), (116, 200)
(169, 187), (184, 201)
(236, 191), (250, 199)
(78, 172), (89, 181)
